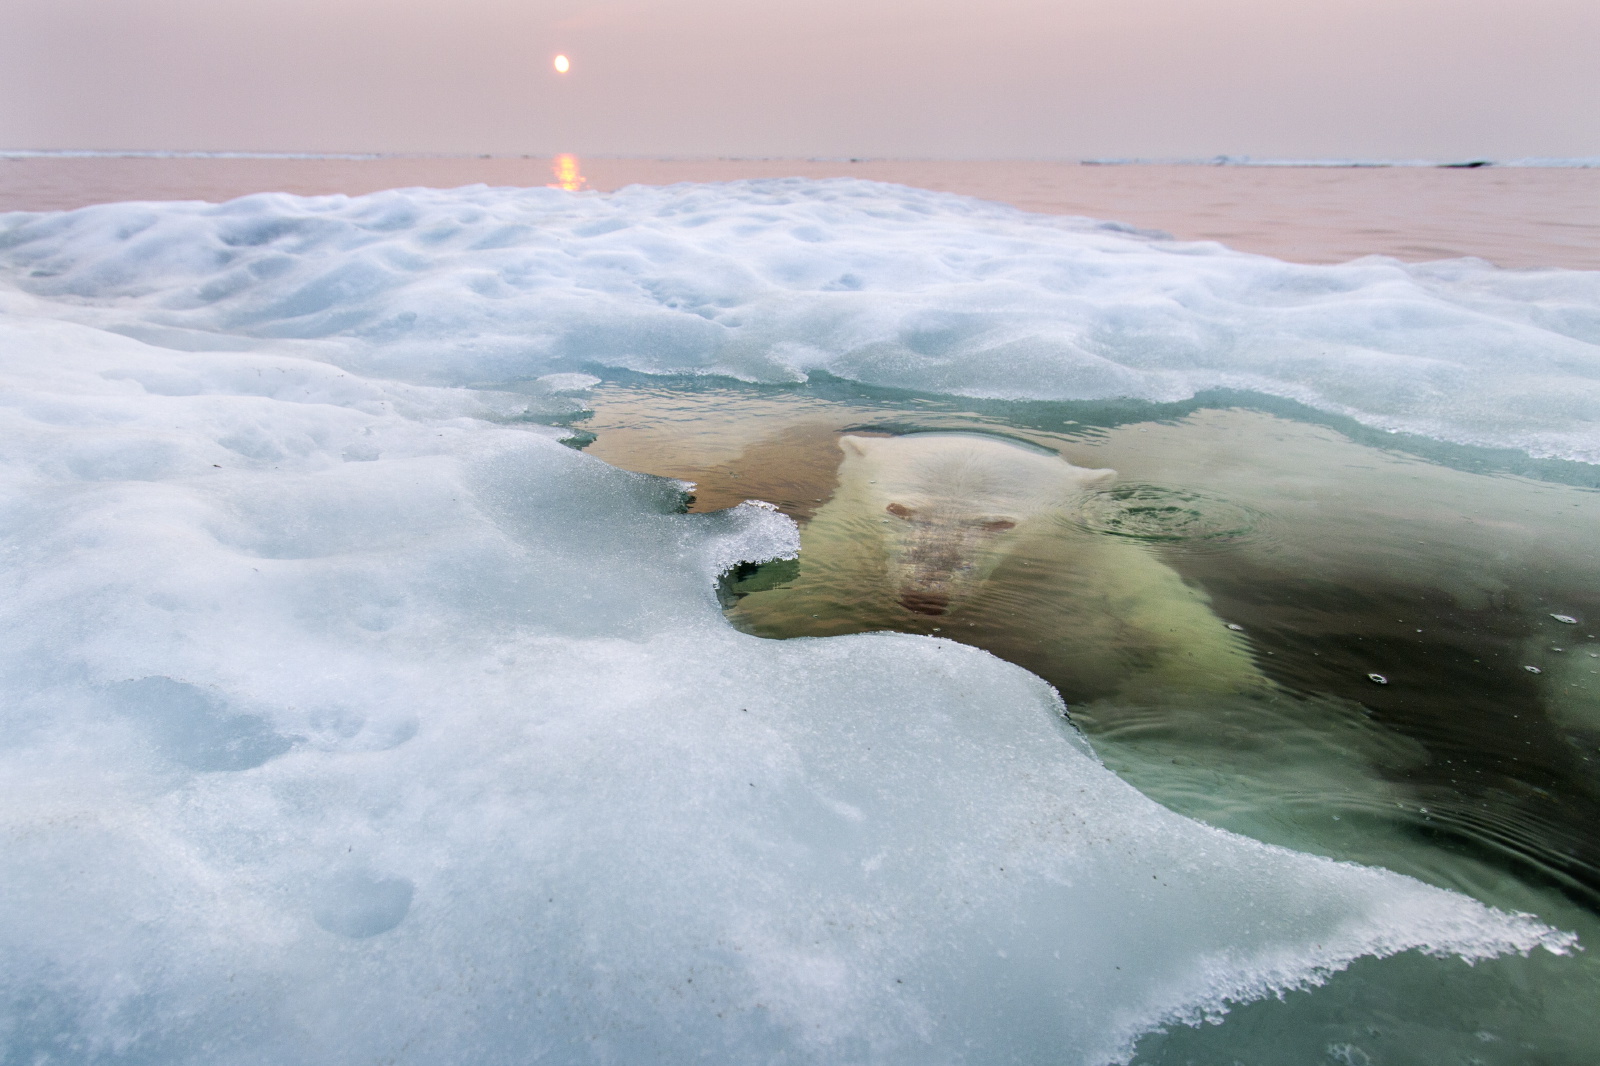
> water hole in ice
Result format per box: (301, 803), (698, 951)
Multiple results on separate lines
(2, 180), (1597, 1065)
(578, 371), (1600, 1063)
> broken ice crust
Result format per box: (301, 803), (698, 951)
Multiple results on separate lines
(0, 181), (1587, 1064)
(3, 178), (1597, 463)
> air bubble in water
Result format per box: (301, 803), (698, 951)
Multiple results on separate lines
(1227, 623), (1245, 632)
(1552, 614), (1578, 624)
(1525, 665), (1543, 674)
(1367, 673), (1388, 684)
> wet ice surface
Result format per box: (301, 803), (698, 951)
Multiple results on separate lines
(2, 181), (1598, 1064)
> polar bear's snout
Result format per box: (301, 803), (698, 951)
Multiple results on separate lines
(886, 503), (1019, 616)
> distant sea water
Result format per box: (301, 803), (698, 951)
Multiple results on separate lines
(2, 152), (1598, 269)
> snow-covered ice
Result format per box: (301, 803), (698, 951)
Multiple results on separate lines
(0, 181), (1590, 1064)
(4, 178), (1597, 461)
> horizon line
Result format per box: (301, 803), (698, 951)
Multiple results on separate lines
(3, 149), (1599, 169)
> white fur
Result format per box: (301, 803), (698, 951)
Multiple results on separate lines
(732, 432), (1263, 700)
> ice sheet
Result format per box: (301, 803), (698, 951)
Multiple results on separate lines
(3, 179), (1597, 462)
(0, 306), (1574, 1064)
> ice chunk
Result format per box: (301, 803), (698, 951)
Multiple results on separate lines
(0, 317), (1572, 1064)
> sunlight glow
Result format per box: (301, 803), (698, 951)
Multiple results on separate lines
(553, 54), (570, 74)
(549, 154), (586, 192)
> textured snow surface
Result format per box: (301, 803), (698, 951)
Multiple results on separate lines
(0, 182), (1582, 1065)
(2, 178), (1597, 462)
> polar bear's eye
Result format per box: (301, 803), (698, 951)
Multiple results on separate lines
(980, 519), (1016, 532)
(886, 503), (915, 519)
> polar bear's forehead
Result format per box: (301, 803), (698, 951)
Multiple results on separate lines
(838, 433), (1115, 491)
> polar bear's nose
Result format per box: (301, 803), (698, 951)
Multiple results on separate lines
(899, 591), (950, 616)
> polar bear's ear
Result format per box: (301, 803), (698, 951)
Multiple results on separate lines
(1075, 467), (1118, 490)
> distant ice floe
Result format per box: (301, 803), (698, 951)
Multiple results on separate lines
(1080, 155), (1600, 167)
(0, 180), (1585, 1064)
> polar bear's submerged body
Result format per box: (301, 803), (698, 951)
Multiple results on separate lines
(729, 433), (1263, 702)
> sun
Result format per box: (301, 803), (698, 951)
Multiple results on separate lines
(553, 54), (570, 74)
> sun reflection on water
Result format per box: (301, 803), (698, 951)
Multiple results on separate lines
(549, 154), (586, 192)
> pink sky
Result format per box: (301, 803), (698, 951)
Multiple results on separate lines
(3, 0), (1597, 159)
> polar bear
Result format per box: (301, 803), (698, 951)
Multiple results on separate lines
(728, 432), (1264, 702)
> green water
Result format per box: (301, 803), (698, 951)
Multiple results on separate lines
(574, 373), (1600, 1064)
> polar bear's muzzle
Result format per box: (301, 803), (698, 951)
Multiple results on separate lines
(884, 502), (1019, 616)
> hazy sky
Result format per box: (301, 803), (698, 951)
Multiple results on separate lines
(3, 0), (1597, 159)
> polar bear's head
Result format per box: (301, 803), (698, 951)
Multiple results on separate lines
(838, 433), (1115, 616)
